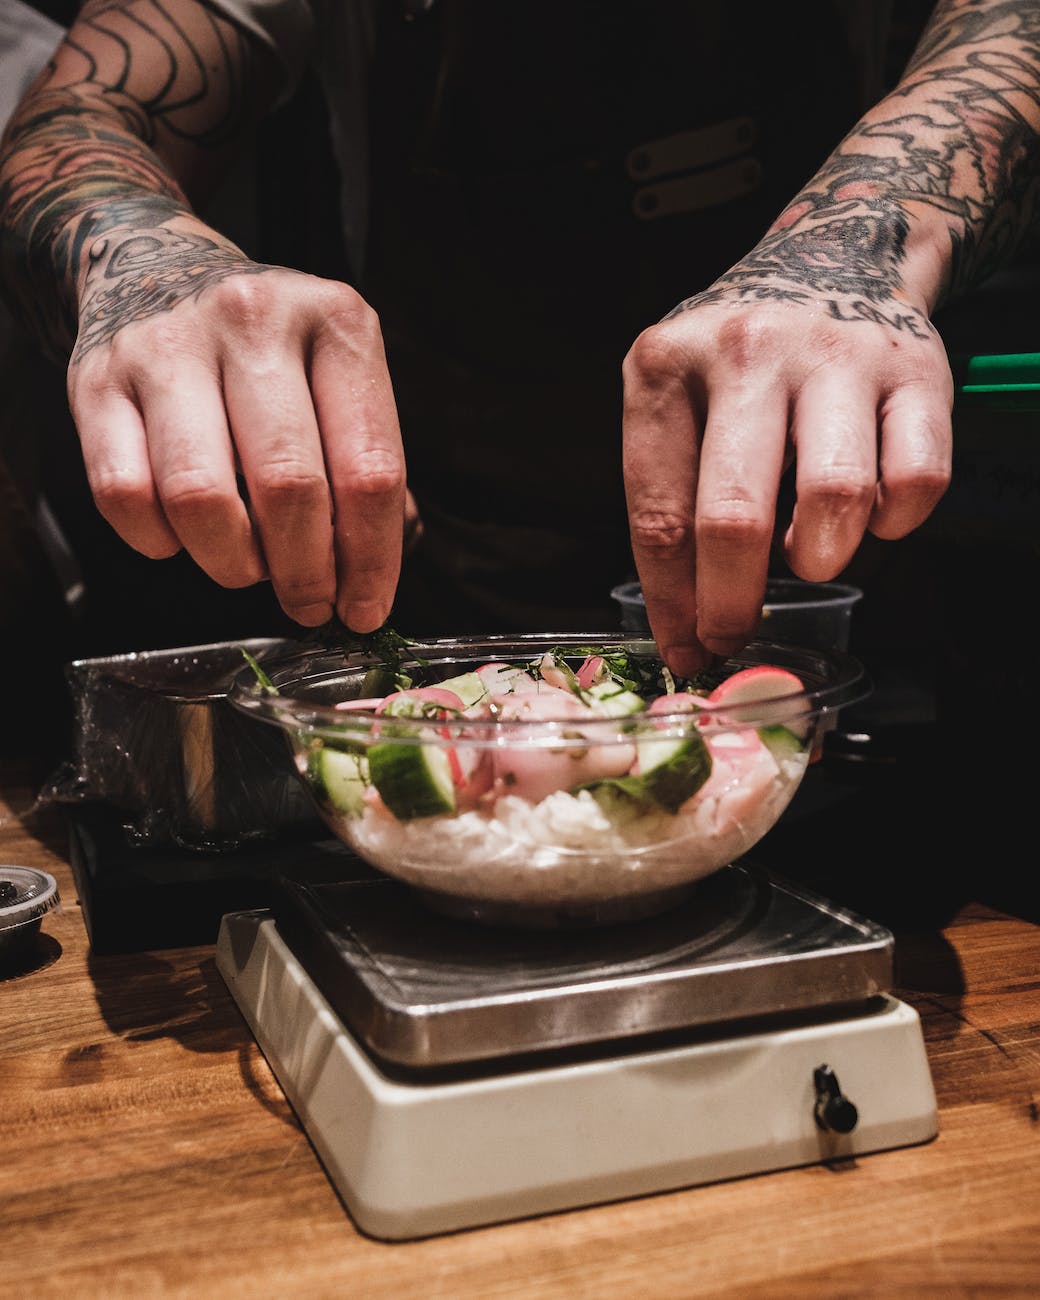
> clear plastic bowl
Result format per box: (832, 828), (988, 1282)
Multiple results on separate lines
(611, 579), (863, 652)
(229, 634), (868, 927)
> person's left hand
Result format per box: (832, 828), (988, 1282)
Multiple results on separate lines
(622, 282), (953, 677)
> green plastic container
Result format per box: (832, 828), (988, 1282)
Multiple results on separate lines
(951, 352), (1040, 410)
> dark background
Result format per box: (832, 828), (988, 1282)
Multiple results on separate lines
(2, 3), (1037, 933)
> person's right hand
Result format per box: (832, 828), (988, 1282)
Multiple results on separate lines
(67, 219), (407, 632)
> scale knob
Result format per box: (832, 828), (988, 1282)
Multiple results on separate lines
(813, 1064), (859, 1134)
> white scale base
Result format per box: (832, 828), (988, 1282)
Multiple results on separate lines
(216, 910), (939, 1241)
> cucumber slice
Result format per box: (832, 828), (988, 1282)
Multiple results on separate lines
(633, 732), (712, 813)
(582, 776), (655, 821)
(367, 740), (457, 820)
(308, 746), (369, 816)
(435, 671), (489, 708)
(360, 665), (398, 698)
(758, 724), (805, 762)
(585, 680), (646, 717)
(579, 730), (712, 815)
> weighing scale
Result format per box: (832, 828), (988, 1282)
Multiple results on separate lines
(215, 860), (938, 1240)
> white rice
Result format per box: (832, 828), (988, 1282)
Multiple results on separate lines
(322, 750), (809, 907)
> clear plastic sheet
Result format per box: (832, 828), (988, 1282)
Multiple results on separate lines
(39, 638), (320, 852)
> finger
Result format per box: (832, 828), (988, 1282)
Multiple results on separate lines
(137, 362), (268, 589)
(311, 310), (407, 634)
(622, 332), (707, 677)
(782, 369), (878, 581)
(223, 351), (336, 626)
(870, 382), (952, 540)
(74, 388), (182, 559)
(693, 383), (788, 657)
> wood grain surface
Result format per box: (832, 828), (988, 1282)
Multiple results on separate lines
(2, 761), (1038, 1299)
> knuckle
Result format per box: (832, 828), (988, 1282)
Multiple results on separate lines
(67, 366), (104, 413)
(252, 460), (330, 507)
(318, 286), (382, 346)
(623, 325), (689, 389)
(696, 505), (770, 550)
(894, 347), (955, 395)
(714, 313), (785, 371)
(919, 463), (952, 496)
(69, 350), (133, 410)
(157, 467), (233, 514)
(885, 461), (951, 500)
(629, 503), (693, 558)
(91, 468), (151, 518)
(113, 315), (198, 372)
(343, 447), (405, 499)
(277, 572), (335, 606)
(211, 272), (281, 333)
(212, 564), (260, 589)
(801, 465), (876, 510)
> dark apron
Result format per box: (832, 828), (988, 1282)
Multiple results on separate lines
(363, 0), (870, 635)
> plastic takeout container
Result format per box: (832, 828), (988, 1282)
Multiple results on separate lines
(0, 866), (59, 964)
(610, 578), (863, 652)
(42, 638), (317, 851)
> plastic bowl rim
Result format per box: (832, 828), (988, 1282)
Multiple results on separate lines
(227, 633), (870, 744)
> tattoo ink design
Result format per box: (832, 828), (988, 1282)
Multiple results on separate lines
(74, 216), (269, 359)
(0, 0), (268, 358)
(666, 0), (1040, 335)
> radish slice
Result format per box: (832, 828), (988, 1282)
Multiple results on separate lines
(647, 693), (714, 717)
(334, 697), (385, 711)
(376, 687), (465, 715)
(708, 666), (809, 737)
(575, 655), (606, 689)
(537, 653), (573, 692)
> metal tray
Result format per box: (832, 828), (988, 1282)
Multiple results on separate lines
(271, 861), (893, 1070)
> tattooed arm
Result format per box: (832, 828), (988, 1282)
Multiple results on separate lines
(624, 0), (1040, 676)
(0, 0), (406, 633)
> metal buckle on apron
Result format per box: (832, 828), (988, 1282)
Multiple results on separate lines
(627, 116), (761, 219)
(633, 156), (763, 220)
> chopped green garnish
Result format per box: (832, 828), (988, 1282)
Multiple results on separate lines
(305, 617), (426, 689)
(240, 648), (278, 694)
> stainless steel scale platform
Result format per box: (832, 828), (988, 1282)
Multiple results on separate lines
(216, 862), (938, 1240)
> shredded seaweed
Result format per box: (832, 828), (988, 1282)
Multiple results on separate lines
(507, 644), (717, 698)
(304, 616), (426, 689)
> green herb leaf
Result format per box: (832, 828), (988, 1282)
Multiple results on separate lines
(240, 647), (278, 694)
(304, 616), (426, 687)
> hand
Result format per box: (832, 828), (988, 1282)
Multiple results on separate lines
(68, 230), (407, 633)
(622, 284), (953, 677)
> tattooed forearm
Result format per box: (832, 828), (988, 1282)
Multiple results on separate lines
(51, 0), (263, 151)
(668, 0), (1040, 330)
(0, 99), (193, 352)
(0, 0), (274, 359)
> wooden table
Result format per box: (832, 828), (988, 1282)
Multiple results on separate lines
(2, 760), (1038, 1299)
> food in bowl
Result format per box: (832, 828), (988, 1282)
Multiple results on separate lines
(230, 634), (867, 925)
